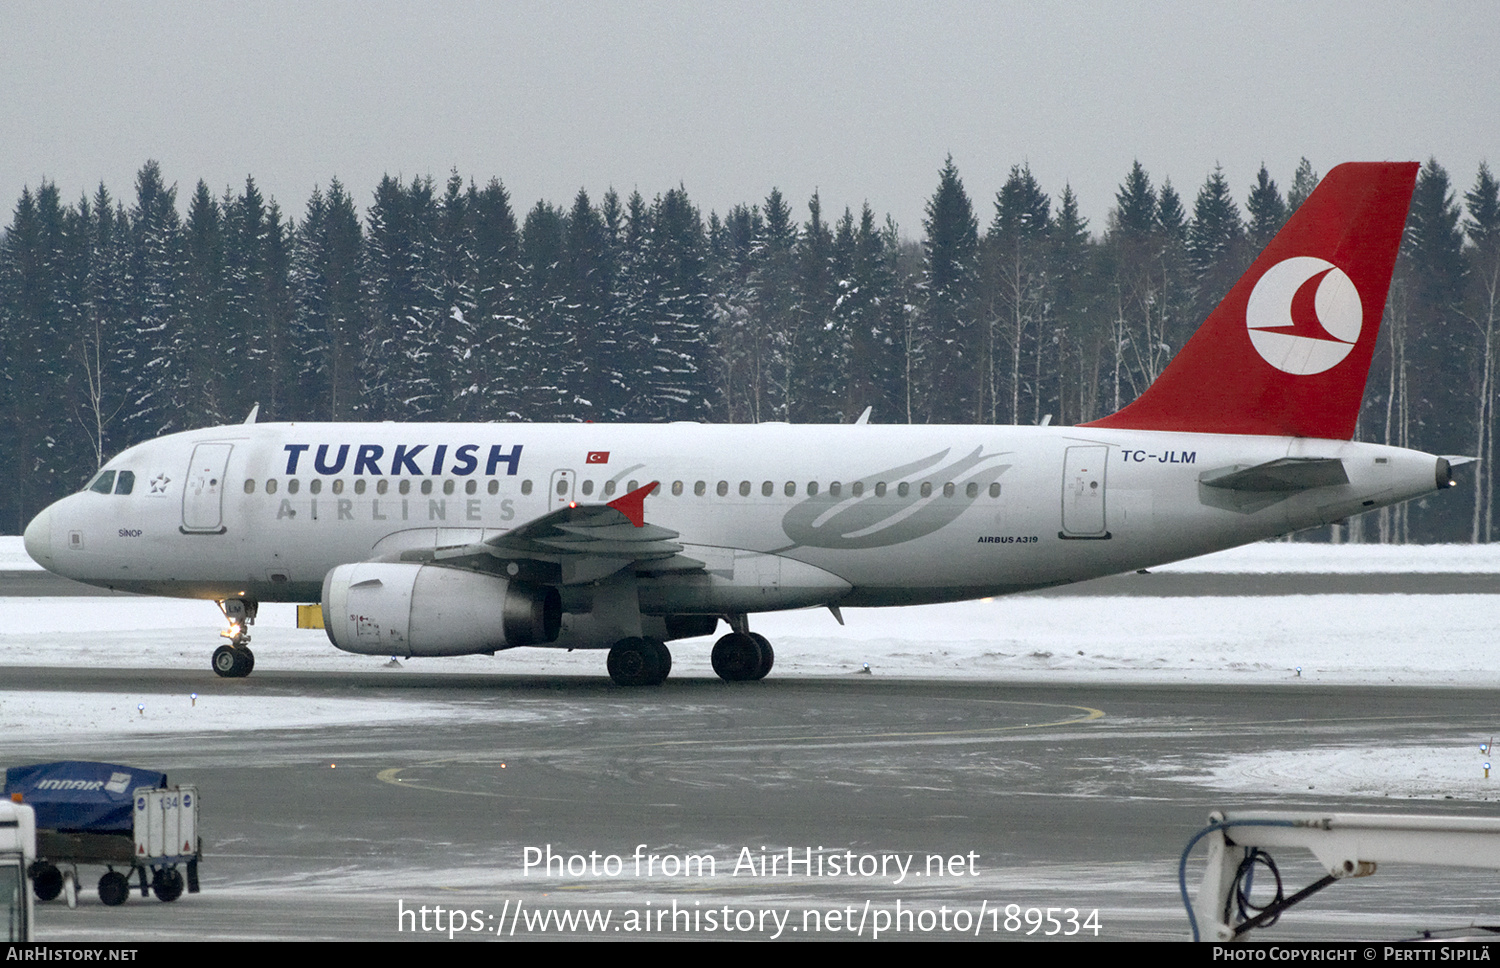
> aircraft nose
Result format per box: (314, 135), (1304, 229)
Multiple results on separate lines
(23, 505), (53, 567)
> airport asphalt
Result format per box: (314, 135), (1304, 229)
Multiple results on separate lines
(5, 664), (1500, 942)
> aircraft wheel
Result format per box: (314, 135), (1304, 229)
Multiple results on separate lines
(647, 638), (672, 681)
(30, 862), (62, 902)
(748, 632), (774, 680)
(711, 633), (763, 682)
(98, 870), (130, 907)
(212, 645), (253, 678)
(607, 637), (665, 687)
(151, 867), (184, 903)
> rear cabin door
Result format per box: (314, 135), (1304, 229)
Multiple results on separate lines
(1060, 445), (1110, 539)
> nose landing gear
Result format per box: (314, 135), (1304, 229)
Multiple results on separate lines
(211, 598), (257, 678)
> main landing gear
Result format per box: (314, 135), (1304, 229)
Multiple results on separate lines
(606, 637), (672, 687)
(211, 598), (257, 678)
(711, 631), (774, 682)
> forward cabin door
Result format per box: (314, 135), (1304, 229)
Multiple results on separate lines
(1060, 445), (1110, 539)
(181, 443), (234, 534)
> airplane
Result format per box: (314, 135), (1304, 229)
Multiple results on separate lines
(21, 161), (1462, 687)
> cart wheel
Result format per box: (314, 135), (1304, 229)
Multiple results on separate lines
(30, 862), (62, 902)
(98, 870), (130, 906)
(152, 867), (184, 903)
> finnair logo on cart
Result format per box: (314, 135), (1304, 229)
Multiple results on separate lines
(1245, 257), (1362, 376)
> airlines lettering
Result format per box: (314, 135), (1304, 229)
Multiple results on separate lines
(283, 443), (522, 477)
(1118, 450), (1196, 464)
(275, 497), (516, 523)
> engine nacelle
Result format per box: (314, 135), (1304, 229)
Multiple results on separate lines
(321, 562), (561, 657)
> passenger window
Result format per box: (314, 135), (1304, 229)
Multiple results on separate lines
(556, 478), (568, 496)
(650, 483), (661, 495)
(672, 481), (684, 496)
(443, 480), (455, 495)
(266, 479), (278, 495)
(896, 482), (908, 497)
(829, 482), (841, 497)
(288, 479), (300, 495)
(807, 481), (819, 496)
(421, 480), (433, 496)
(761, 481), (773, 497)
(943, 482), (955, 497)
(989, 483), (1001, 497)
(603, 480), (616, 496)
(875, 482), (887, 497)
(695, 481), (706, 496)
(581, 480), (594, 496)
(89, 471), (116, 495)
(114, 471), (135, 495)
(784, 481), (796, 497)
(627, 480), (638, 493)
(332, 479), (344, 495)
(521, 480), (533, 495)
(920, 482), (932, 498)
(717, 481), (729, 497)
(740, 481), (751, 497)
(487, 480), (499, 495)
(966, 482), (979, 498)
(376, 479), (389, 495)
(243, 480), (255, 495)
(354, 479), (367, 495)
(399, 480), (411, 495)
(466, 479), (477, 495)
(310, 479), (322, 495)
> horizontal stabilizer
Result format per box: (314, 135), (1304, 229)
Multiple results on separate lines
(1200, 457), (1348, 492)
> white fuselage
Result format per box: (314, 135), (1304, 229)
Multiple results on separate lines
(24, 420), (1443, 645)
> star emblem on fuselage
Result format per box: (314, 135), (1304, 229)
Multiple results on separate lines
(149, 473), (171, 494)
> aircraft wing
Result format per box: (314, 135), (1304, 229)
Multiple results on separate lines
(423, 482), (704, 585)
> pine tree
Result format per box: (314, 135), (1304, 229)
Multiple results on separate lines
(124, 161), (187, 439)
(790, 192), (842, 422)
(1246, 163), (1288, 253)
(1287, 158), (1319, 212)
(466, 177), (522, 420)
(1187, 165), (1247, 318)
(984, 163), (1051, 424)
(919, 155), (981, 423)
(1048, 185), (1102, 424)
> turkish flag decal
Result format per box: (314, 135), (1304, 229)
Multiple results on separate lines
(586, 451), (609, 464)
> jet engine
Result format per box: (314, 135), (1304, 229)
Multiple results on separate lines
(321, 562), (561, 657)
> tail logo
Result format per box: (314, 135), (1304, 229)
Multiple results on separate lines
(1245, 256), (1363, 375)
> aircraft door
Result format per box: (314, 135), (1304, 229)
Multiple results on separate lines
(550, 469), (577, 511)
(182, 443), (234, 534)
(1060, 445), (1110, 539)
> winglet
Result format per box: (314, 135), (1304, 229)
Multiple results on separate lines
(607, 481), (658, 528)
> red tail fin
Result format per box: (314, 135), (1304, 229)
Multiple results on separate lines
(1083, 162), (1418, 439)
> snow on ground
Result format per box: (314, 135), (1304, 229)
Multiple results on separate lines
(4, 537), (1500, 800)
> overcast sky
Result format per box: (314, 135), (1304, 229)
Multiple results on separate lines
(2, 1), (1495, 240)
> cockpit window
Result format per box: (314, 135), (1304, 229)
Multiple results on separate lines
(114, 471), (135, 495)
(89, 470), (116, 495)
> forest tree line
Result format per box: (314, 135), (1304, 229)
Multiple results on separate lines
(2, 156), (1496, 542)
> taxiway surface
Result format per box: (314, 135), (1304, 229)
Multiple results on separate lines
(4, 666), (1500, 941)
